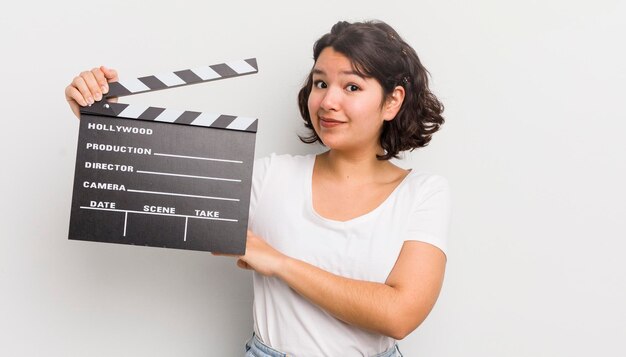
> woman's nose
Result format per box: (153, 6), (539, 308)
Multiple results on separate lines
(320, 87), (340, 111)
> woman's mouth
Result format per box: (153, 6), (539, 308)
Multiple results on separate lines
(319, 117), (345, 128)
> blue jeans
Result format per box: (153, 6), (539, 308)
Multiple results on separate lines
(244, 333), (404, 357)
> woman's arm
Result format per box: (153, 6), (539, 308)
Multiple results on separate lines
(237, 230), (446, 340)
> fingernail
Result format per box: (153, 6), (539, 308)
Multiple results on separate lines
(88, 97), (94, 105)
(101, 85), (108, 93)
(95, 92), (102, 101)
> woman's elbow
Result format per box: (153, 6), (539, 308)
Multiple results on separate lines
(381, 314), (424, 340)
(381, 303), (433, 340)
(386, 330), (409, 341)
(385, 323), (417, 340)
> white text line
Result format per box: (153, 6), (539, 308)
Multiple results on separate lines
(153, 152), (242, 164)
(137, 170), (241, 182)
(79, 206), (238, 222)
(127, 189), (239, 202)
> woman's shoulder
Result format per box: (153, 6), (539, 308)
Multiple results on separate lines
(404, 169), (449, 187)
(399, 169), (451, 202)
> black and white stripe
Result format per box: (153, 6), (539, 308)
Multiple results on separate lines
(81, 102), (258, 133)
(79, 58), (259, 132)
(105, 58), (258, 99)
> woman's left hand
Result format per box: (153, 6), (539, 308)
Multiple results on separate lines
(223, 230), (288, 277)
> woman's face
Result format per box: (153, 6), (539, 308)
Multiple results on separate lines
(307, 47), (393, 155)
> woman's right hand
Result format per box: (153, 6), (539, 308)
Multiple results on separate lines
(65, 66), (119, 119)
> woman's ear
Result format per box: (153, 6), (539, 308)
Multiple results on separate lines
(383, 86), (405, 121)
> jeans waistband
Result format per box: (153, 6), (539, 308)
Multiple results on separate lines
(245, 333), (287, 357)
(245, 333), (403, 357)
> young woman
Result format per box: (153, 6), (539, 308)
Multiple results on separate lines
(65, 20), (450, 357)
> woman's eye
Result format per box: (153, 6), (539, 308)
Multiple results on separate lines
(346, 84), (359, 92)
(314, 80), (327, 89)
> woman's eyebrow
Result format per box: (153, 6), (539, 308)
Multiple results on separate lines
(312, 68), (365, 78)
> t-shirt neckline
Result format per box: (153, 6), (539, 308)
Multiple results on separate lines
(305, 154), (414, 226)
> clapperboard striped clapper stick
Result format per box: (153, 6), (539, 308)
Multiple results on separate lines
(69, 59), (259, 254)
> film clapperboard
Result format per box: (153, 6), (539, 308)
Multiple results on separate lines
(69, 59), (259, 254)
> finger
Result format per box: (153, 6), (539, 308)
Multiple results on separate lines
(91, 67), (109, 95)
(80, 70), (103, 102)
(64, 86), (83, 119)
(100, 65), (119, 82)
(65, 85), (88, 107)
(237, 259), (252, 270)
(72, 74), (94, 105)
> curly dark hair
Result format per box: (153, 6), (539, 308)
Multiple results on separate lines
(297, 20), (445, 160)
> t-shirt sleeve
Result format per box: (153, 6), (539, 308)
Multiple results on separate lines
(405, 175), (451, 256)
(248, 155), (273, 226)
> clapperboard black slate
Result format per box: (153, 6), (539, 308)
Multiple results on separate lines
(69, 59), (258, 254)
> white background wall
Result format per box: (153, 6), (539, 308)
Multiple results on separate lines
(1, 0), (624, 356)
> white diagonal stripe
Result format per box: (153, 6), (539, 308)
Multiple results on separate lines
(191, 66), (221, 80)
(156, 108), (185, 123)
(192, 112), (220, 127)
(118, 78), (150, 93)
(118, 104), (150, 119)
(154, 72), (186, 86)
(226, 116), (257, 130)
(226, 60), (256, 74)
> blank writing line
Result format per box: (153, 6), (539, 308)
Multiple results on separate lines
(79, 206), (238, 222)
(153, 152), (242, 164)
(127, 188), (239, 202)
(137, 170), (241, 182)
(184, 217), (188, 242)
(123, 212), (128, 237)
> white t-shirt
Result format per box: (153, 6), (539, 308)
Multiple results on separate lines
(248, 153), (451, 357)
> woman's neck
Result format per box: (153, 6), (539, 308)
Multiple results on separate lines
(316, 149), (398, 184)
